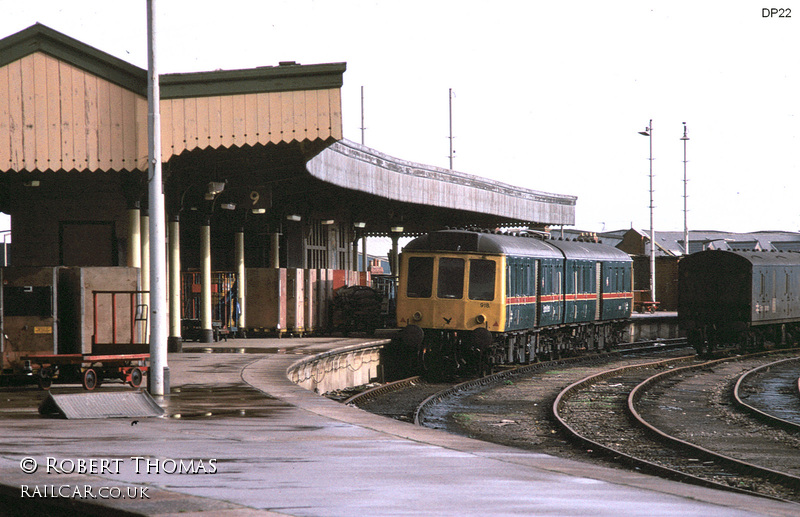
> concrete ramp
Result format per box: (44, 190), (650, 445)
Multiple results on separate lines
(39, 391), (165, 419)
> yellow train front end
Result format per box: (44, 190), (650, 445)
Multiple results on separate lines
(395, 250), (505, 372)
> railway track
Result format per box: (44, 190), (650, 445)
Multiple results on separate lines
(345, 342), (800, 503)
(734, 356), (800, 431)
(343, 340), (689, 431)
(559, 350), (800, 502)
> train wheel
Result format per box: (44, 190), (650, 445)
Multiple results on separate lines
(82, 368), (98, 391)
(129, 367), (143, 388)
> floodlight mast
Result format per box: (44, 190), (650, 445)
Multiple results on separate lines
(639, 120), (656, 305)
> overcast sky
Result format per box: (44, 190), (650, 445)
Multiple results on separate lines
(1, 1), (797, 235)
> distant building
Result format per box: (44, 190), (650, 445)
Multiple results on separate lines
(613, 229), (800, 311)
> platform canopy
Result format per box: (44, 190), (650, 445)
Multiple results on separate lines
(0, 23), (576, 270)
(306, 140), (576, 235)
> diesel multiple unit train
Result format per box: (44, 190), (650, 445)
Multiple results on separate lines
(678, 249), (800, 354)
(394, 229), (633, 373)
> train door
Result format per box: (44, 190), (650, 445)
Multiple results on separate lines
(594, 262), (602, 319)
(534, 260), (540, 327)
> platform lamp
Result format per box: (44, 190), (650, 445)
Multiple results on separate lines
(639, 120), (656, 305)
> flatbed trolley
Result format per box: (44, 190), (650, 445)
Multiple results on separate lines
(22, 353), (149, 390)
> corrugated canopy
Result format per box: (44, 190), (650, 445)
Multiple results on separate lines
(306, 140), (576, 228)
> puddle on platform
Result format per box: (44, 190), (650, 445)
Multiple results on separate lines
(0, 384), (292, 421)
(160, 385), (292, 420)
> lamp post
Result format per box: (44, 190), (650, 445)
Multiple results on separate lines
(639, 120), (656, 305)
(681, 123), (690, 255)
(147, 0), (168, 394)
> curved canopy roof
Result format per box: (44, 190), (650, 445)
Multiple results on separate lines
(307, 140), (576, 229)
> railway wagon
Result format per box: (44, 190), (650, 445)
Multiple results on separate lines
(394, 229), (633, 373)
(678, 249), (800, 354)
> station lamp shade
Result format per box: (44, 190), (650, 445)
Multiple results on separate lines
(206, 181), (225, 196)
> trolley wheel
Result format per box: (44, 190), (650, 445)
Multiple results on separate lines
(37, 368), (53, 390)
(129, 367), (143, 388)
(82, 368), (98, 391)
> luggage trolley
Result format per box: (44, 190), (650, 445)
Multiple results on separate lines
(22, 352), (149, 390)
(23, 289), (151, 390)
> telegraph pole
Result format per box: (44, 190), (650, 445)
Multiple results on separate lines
(448, 88), (454, 169)
(360, 86), (366, 145)
(681, 122), (690, 254)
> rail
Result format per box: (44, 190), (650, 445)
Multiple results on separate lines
(627, 350), (800, 493)
(413, 339), (690, 426)
(733, 356), (800, 433)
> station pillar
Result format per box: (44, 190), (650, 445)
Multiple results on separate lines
(352, 238), (358, 271)
(167, 215), (182, 352)
(140, 210), (150, 311)
(362, 235), (367, 272)
(270, 232), (280, 268)
(127, 203), (141, 268)
(390, 226), (403, 281)
(200, 218), (214, 342)
(235, 227), (246, 334)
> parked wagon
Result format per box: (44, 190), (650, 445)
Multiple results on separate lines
(678, 249), (800, 354)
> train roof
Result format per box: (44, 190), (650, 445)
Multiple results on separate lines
(547, 238), (632, 263)
(402, 230), (631, 262)
(683, 249), (800, 267)
(403, 230), (562, 258)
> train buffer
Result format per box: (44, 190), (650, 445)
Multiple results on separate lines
(22, 353), (149, 391)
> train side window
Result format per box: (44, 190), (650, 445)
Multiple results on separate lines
(469, 259), (496, 301)
(406, 257), (434, 298)
(438, 257), (465, 299)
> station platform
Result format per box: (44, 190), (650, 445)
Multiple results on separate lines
(1, 337), (797, 516)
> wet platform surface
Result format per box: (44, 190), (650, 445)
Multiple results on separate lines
(1, 337), (798, 516)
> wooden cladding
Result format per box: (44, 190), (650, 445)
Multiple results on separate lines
(0, 52), (342, 173)
(160, 88), (342, 157)
(0, 52), (147, 172)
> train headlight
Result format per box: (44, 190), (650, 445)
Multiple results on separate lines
(475, 314), (486, 325)
(412, 311), (422, 322)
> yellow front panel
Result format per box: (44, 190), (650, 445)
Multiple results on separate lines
(396, 252), (505, 332)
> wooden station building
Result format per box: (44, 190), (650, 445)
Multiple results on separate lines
(0, 24), (576, 347)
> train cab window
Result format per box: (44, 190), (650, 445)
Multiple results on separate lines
(469, 259), (496, 301)
(438, 257), (465, 299)
(407, 257), (434, 298)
